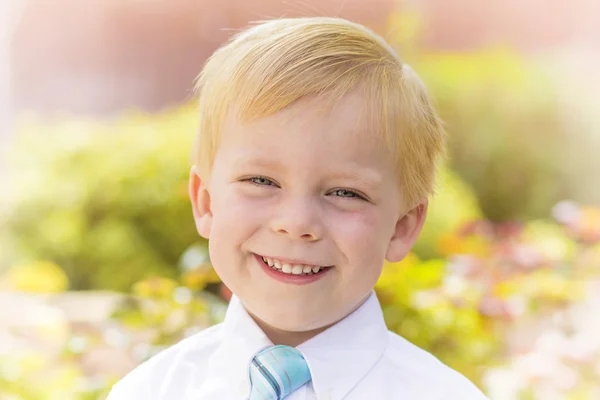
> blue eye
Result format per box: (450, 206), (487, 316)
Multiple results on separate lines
(331, 189), (363, 199)
(246, 176), (275, 186)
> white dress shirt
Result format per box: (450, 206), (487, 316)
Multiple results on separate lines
(107, 291), (488, 399)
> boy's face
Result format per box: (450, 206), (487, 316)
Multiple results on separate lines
(190, 93), (427, 334)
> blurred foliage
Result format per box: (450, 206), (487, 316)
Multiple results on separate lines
(1, 105), (201, 290)
(376, 203), (600, 397)
(0, 263), (224, 400)
(417, 49), (568, 221)
(413, 167), (483, 259)
(0, 261), (68, 292)
(388, 12), (577, 221)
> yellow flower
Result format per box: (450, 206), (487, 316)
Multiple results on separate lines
(1, 261), (69, 293)
(181, 263), (221, 291)
(132, 276), (178, 298)
(437, 233), (491, 257)
(578, 207), (600, 242)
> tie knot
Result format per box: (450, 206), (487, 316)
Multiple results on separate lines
(248, 345), (312, 400)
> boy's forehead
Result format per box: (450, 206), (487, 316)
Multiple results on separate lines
(216, 99), (396, 186)
(221, 92), (387, 150)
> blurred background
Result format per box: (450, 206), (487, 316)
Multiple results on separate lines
(1, 0), (600, 399)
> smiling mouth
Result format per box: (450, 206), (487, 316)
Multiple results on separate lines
(259, 255), (332, 276)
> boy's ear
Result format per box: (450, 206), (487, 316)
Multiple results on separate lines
(385, 199), (428, 263)
(188, 165), (213, 239)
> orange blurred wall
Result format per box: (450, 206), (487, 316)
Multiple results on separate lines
(10, 0), (394, 116)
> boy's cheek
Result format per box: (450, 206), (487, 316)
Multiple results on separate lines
(212, 196), (268, 235)
(330, 210), (380, 241)
(221, 199), (270, 224)
(331, 213), (390, 262)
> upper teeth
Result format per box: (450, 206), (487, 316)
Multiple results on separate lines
(262, 256), (324, 275)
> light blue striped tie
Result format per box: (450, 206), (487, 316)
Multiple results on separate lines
(248, 345), (312, 400)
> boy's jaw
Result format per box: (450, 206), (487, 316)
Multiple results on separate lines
(252, 253), (333, 285)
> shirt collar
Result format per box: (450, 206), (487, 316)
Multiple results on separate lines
(297, 292), (389, 399)
(217, 291), (389, 400)
(213, 295), (273, 386)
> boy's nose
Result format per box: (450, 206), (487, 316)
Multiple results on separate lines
(269, 198), (323, 241)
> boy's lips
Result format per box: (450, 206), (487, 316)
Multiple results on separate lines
(253, 253), (333, 285)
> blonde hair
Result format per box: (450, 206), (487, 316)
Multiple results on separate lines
(192, 17), (445, 208)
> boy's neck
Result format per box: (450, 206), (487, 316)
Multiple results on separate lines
(247, 312), (334, 347)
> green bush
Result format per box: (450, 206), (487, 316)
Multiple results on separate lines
(377, 203), (600, 394)
(413, 167), (483, 259)
(1, 106), (203, 290)
(416, 49), (568, 221)
(385, 12), (585, 220)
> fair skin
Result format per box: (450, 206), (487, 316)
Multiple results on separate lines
(189, 92), (428, 347)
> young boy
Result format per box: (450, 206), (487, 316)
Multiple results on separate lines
(108, 17), (489, 400)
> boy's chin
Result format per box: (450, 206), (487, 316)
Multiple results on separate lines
(254, 307), (341, 334)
